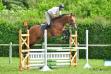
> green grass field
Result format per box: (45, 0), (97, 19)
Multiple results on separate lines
(0, 57), (111, 74)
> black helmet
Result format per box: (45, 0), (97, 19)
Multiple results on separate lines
(59, 4), (64, 8)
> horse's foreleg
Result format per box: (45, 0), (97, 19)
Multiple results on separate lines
(62, 29), (70, 39)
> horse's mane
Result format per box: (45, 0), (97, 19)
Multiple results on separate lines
(52, 14), (69, 21)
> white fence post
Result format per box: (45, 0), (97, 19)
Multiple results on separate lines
(84, 30), (91, 68)
(41, 30), (51, 71)
(9, 42), (12, 64)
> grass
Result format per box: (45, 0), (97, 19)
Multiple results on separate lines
(0, 57), (111, 74)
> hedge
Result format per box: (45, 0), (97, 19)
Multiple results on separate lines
(0, 16), (111, 59)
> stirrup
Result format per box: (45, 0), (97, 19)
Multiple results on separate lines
(46, 24), (50, 29)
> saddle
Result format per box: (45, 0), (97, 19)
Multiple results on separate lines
(41, 23), (51, 31)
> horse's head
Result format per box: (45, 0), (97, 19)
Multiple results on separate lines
(67, 13), (77, 29)
(52, 13), (77, 29)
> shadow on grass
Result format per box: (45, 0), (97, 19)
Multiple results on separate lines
(90, 66), (111, 72)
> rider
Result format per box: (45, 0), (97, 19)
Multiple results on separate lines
(45, 4), (64, 27)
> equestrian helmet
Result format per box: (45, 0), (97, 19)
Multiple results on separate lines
(59, 4), (64, 8)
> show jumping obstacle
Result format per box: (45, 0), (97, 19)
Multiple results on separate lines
(19, 30), (30, 71)
(70, 31), (78, 66)
(19, 29), (90, 71)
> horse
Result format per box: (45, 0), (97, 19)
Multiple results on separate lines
(29, 13), (77, 46)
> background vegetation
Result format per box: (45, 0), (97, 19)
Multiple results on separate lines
(0, 0), (111, 59)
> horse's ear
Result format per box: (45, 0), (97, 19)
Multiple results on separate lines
(70, 13), (76, 17)
(70, 13), (73, 16)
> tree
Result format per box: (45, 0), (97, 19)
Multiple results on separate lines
(2, 0), (11, 10)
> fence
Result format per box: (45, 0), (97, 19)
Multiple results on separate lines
(0, 43), (111, 64)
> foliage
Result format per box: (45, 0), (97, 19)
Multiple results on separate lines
(0, 0), (3, 11)
(0, 0), (111, 18)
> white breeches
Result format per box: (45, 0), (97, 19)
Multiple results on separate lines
(45, 12), (51, 25)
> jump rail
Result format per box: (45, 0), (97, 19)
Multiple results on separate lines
(18, 29), (91, 71)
